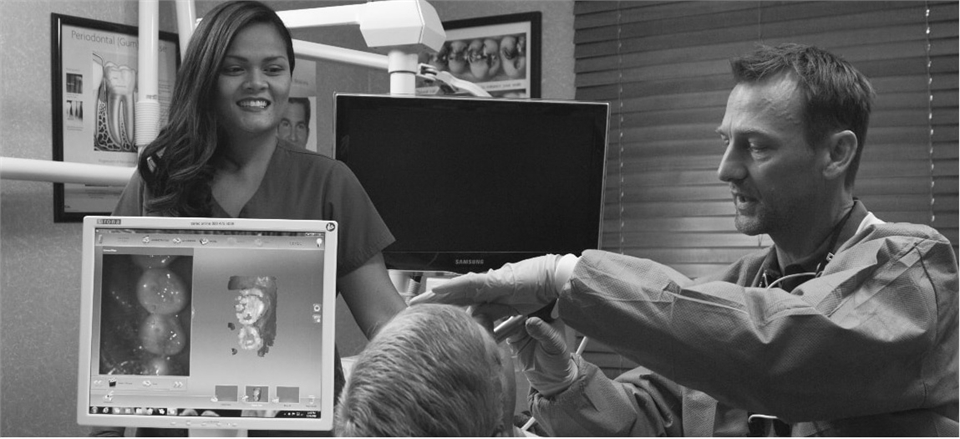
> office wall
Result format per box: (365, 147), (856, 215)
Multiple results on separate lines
(0, 0), (574, 436)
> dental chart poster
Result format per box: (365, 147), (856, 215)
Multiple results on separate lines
(52, 14), (179, 222)
(416, 12), (541, 98)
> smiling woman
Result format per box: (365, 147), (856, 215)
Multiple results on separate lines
(209, 21), (293, 217)
(98, 0), (407, 436)
(116, 0), (297, 219)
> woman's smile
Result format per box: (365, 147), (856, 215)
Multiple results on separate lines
(215, 22), (291, 139)
(237, 98), (270, 109)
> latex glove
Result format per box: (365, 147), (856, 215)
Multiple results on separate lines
(410, 254), (578, 319)
(508, 316), (578, 397)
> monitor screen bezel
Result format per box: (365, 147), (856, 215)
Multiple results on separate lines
(334, 93), (610, 275)
(77, 216), (339, 432)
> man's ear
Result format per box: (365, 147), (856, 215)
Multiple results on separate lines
(822, 130), (857, 181)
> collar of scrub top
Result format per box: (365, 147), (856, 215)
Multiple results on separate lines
(758, 199), (866, 291)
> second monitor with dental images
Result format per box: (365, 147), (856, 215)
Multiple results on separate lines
(80, 217), (340, 431)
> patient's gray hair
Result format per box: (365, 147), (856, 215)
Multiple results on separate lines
(335, 304), (505, 436)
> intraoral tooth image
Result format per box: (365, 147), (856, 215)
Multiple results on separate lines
(99, 255), (192, 376)
(228, 276), (278, 357)
(137, 267), (189, 315)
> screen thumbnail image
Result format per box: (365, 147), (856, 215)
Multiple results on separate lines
(99, 254), (193, 376)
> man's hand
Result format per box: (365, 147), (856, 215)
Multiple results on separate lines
(409, 254), (578, 320)
(508, 317), (578, 397)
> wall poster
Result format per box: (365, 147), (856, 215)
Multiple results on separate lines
(280, 58), (320, 155)
(51, 13), (179, 222)
(416, 12), (541, 98)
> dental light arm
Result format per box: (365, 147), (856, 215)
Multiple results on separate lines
(278, 0), (445, 96)
(276, 0), (445, 52)
(289, 41), (490, 98)
(137, 0), (160, 148)
(174, 0), (196, 59)
(292, 39), (389, 71)
(418, 65), (491, 97)
(0, 158), (135, 186)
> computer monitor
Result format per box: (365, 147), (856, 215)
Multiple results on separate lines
(335, 93), (609, 274)
(77, 216), (339, 432)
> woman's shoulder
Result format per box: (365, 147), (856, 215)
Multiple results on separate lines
(274, 140), (343, 169)
(113, 168), (148, 216)
(270, 139), (359, 188)
(274, 139), (331, 159)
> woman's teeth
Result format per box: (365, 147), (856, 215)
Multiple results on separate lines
(239, 100), (268, 108)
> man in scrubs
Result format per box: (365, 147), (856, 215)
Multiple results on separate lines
(412, 43), (958, 436)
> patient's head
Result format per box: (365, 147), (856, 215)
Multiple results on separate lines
(335, 304), (506, 436)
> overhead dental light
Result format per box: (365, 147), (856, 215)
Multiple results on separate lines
(276, 0), (445, 52)
(275, 0), (446, 95)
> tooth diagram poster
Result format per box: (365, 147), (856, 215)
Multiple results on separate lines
(52, 14), (179, 221)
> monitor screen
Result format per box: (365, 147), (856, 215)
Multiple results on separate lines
(335, 94), (609, 274)
(77, 216), (339, 432)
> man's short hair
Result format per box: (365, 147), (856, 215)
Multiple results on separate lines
(288, 97), (311, 123)
(731, 43), (875, 187)
(335, 304), (505, 436)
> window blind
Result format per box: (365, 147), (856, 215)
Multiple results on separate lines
(573, 0), (958, 379)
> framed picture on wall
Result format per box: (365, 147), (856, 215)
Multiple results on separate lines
(51, 14), (179, 222)
(416, 12), (541, 98)
(283, 58), (321, 154)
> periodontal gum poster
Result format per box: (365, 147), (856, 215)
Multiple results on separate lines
(56, 19), (178, 218)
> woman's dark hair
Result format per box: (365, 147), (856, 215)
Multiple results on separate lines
(138, 1), (294, 216)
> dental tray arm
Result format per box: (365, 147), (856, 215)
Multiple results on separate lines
(417, 64), (492, 97)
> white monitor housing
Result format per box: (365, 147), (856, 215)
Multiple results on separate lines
(77, 216), (340, 432)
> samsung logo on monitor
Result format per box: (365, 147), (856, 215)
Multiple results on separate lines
(96, 219), (121, 225)
(455, 259), (484, 266)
